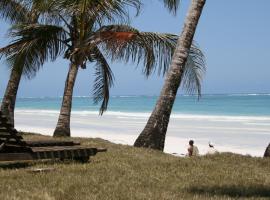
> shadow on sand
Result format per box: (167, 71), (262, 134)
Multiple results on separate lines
(188, 185), (270, 198)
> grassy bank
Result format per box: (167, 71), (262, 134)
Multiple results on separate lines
(0, 133), (269, 200)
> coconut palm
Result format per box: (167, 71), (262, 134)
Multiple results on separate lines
(1, 0), (202, 137)
(264, 144), (270, 157)
(134, 0), (206, 150)
(0, 0), (38, 127)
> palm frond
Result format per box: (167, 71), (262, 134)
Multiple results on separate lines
(0, 0), (29, 23)
(91, 46), (114, 114)
(0, 24), (67, 78)
(30, 0), (69, 25)
(51, 0), (141, 26)
(89, 0), (141, 24)
(161, 0), (181, 15)
(181, 43), (206, 98)
(85, 25), (177, 77)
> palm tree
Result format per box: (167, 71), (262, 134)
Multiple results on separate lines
(52, 0), (181, 137)
(0, 0), (36, 127)
(134, 0), (206, 150)
(264, 144), (270, 157)
(1, 0), (199, 137)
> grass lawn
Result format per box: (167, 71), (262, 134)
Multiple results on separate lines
(0, 133), (269, 200)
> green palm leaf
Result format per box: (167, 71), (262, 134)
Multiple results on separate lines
(81, 24), (205, 106)
(0, 0), (29, 23)
(0, 24), (67, 78)
(44, 0), (141, 26)
(182, 43), (206, 97)
(85, 25), (177, 76)
(91, 46), (114, 114)
(161, 0), (181, 14)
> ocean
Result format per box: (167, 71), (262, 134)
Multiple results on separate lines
(1, 94), (270, 156)
(9, 93), (270, 116)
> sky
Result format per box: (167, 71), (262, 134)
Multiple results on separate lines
(0, 0), (270, 98)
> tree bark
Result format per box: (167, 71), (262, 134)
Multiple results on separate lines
(134, 0), (206, 150)
(0, 67), (23, 127)
(53, 63), (79, 137)
(264, 143), (270, 157)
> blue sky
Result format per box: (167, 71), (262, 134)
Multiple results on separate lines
(0, 0), (270, 97)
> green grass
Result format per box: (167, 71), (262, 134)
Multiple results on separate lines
(0, 133), (270, 200)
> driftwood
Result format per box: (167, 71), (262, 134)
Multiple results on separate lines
(264, 143), (270, 157)
(0, 111), (106, 162)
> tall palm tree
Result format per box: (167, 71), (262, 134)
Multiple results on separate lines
(264, 144), (270, 157)
(0, 0), (36, 127)
(134, 0), (206, 150)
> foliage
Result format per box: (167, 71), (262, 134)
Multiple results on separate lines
(0, 0), (205, 113)
(161, 0), (181, 14)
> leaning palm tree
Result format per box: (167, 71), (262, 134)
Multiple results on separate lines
(134, 0), (206, 150)
(264, 143), (270, 157)
(0, 0), (37, 127)
(1, 0), (202, 137)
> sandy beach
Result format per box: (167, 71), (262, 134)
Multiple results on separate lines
(15, 109), (270, 157)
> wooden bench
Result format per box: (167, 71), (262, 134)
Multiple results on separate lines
(0, 111), (106, 162)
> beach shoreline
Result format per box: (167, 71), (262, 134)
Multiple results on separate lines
(14, 109), (269, 157)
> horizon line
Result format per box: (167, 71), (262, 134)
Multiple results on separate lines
(1, 92), (270, 99)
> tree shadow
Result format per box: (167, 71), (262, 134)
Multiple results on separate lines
(0, 159), (57, 169)
(0, 158), (90, 170)
(0, 162), (31, 169)
(188, 185), (270, 198)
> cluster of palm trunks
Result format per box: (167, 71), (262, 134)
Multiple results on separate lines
(0, 111), (106, 162)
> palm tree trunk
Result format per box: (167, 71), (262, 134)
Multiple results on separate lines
(53, 63), (79, 137)
(134, 0), (206, 150)
(264, 143), (270, 157)
(0, 67), (23, 127)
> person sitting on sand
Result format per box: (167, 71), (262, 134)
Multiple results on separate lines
(207, 142), (218, 155)
(187, 140), (199, 156)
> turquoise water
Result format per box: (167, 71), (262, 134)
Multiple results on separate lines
(2, 94), (270, 117)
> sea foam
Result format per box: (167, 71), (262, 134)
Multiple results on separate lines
(15, 109), (270, 123)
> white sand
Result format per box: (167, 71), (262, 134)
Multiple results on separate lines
(15, 109), (270, 157)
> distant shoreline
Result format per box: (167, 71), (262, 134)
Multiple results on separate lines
(14, 108), (269, 157)
(1, 93), (270, 99)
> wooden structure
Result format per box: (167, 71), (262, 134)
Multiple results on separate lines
(0, 111), (106, 162)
